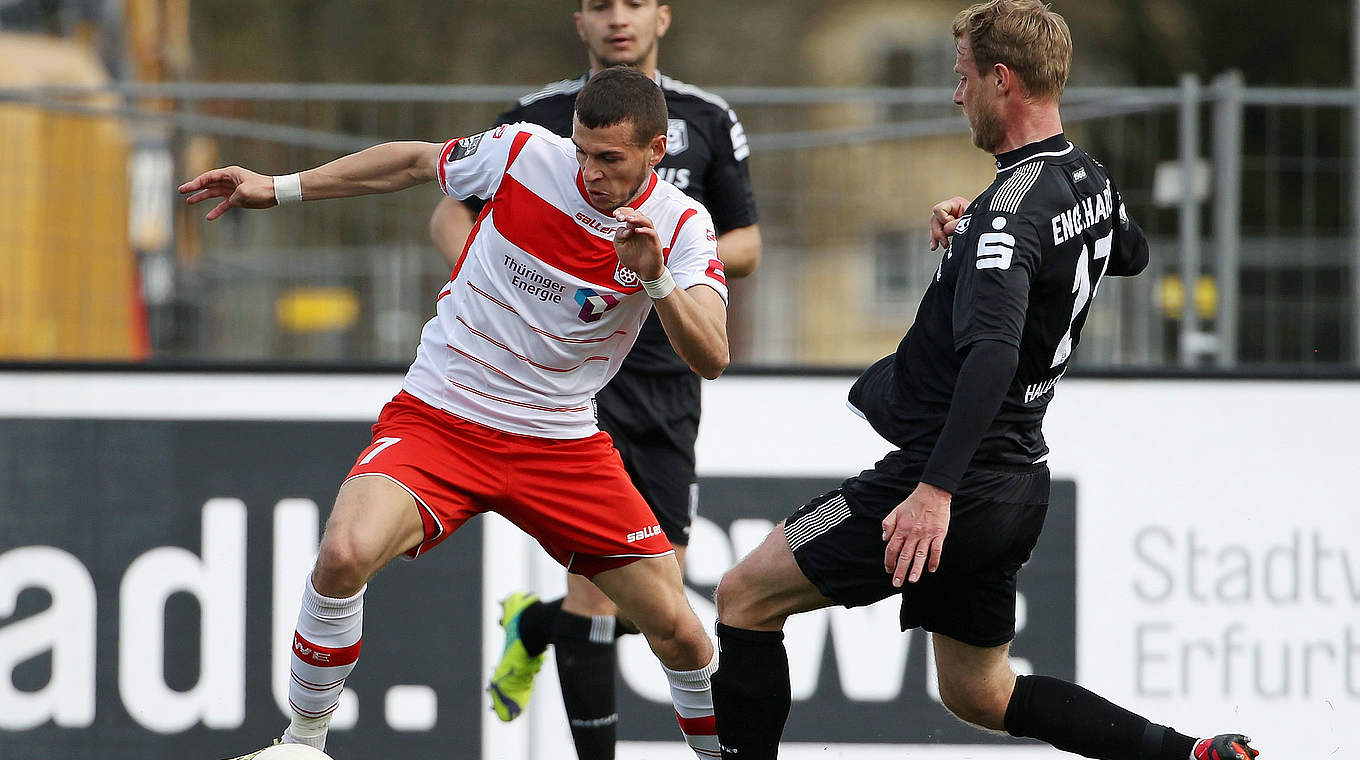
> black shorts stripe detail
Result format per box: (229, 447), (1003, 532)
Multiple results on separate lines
(784, 493), (853, 552)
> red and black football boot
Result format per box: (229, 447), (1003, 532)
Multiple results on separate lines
(1191, 734), (1258, 760)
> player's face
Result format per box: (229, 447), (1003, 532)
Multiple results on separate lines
(954, 35), (1005, 153)
(575, 0), (671, 70)
(572, 116), (666, 212)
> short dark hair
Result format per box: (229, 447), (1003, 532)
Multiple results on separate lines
(573, 67), (668, 146)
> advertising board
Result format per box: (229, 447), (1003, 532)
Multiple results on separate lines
(1, 372), (1354, 758)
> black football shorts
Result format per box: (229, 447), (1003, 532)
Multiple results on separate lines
(785, 451), (1050, 648)
(595, 368), (701, 546)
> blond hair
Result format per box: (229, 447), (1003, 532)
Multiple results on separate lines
(952, 0), (1071, 101)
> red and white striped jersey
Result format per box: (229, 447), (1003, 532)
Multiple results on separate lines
(401, 122), (728, 439)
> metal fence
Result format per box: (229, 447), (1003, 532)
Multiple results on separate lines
(2, 78), (1356, 368)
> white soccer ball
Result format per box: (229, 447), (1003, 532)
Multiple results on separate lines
(254, 745), (334, 760)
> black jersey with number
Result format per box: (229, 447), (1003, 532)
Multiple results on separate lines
(851, 133), (1149, 468)
(463, 72), (758, 374)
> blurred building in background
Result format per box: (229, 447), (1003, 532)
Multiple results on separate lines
(0, 0), (1355, 368)
(0, 31), (142, 359)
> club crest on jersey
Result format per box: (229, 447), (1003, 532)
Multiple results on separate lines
(575, 288), (620, 323)
(666, 119), (689, 155)
(952, 214), (972, 237)
(613, 261), (640, 288)
(448, 133), (483, 162)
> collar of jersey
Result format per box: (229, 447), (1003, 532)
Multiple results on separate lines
(574, 169), (661, 216)
(584, 69), (662, 85)
(994, 133), (1071, 174)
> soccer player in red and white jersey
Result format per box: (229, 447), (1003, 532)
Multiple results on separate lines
(180, 68), (727, 760)
(430, 4), (760, 758)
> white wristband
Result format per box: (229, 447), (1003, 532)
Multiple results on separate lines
(639, 268), (676, 299)
(273, 173), (303, 205)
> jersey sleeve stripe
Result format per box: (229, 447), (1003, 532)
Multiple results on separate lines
(437, 137), (460, 191)
(705, 259), (726, 284)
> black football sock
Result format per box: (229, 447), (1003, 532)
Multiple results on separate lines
(516, 597), (561, 658)
(1004, 675), (1196, 760)
(711, 623), (790, 760)
(552, 609), (618, 760)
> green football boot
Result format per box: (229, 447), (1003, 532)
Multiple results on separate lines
(487, 591), (545, 722)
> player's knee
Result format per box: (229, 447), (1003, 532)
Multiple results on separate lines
(714, 565), (767, 629)
(638, 606), (708, 663)
(635, 604), (685, 643)
(713, 569), (741, 621)
(937, 677), (1008, 730)
(313, 528), (373, 597)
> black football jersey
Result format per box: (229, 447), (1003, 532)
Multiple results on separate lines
(853, 133), (1149, 467)
(463, 72), (758, 374)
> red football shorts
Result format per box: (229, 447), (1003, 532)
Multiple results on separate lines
(344, 391), (673, 577)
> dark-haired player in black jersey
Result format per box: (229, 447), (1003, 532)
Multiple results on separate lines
(708, 2), (1257, 760)
(428, 2), (759, 758)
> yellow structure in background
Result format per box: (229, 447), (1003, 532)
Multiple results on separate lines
(0, 33), (145, 360)
(276, 287), (362, 334)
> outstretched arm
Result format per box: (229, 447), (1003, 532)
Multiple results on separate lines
(179, 141), (443, 220)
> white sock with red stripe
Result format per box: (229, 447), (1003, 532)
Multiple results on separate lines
(663, 651), (721, 759)
(283, 574), (365, 750)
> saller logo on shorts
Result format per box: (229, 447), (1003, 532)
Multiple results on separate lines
(626, 524), (662, 543)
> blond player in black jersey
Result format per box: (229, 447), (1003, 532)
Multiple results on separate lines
(707, 3), (1258, 760)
